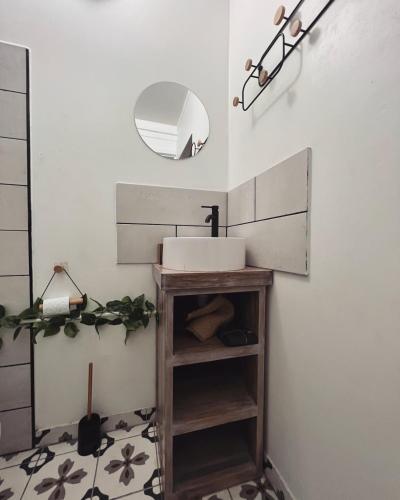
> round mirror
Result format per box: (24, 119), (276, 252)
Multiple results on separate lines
(134, 82), (209, 160)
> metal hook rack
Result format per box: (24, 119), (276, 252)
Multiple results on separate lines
(232, 0), (336, 111)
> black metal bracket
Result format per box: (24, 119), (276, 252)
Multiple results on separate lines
(233, 0), (336, 111)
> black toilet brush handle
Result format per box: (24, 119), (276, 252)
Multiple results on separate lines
(87, 362), (93, 420)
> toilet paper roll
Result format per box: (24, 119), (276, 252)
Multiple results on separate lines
(42, 296), (70, 316)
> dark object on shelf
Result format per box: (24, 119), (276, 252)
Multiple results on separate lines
(201, 204), (219, 237)
(232, 0), (336, 111)
(218, 328), (258, 347)
(78, 362), (101, 456)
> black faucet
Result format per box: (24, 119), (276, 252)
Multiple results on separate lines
(201, 205), (219, 237)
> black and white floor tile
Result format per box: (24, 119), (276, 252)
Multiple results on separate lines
(1, 424), (278, 500)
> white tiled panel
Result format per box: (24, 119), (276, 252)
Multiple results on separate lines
(228, 178), (255, 226)
(177, 225), (220, 237)
(0, 231), (29, 275)
(228, 213), (309, 275)
(116, 183), (227, 225)
(0, 43), (26, 93)
(0, 364), (31, 411)
(0, 90), (26, 139)
(0, 184), (28, 229)
(117, 224), (175, 263)
(0, 137), (27, 185)
(0, 407), (32, 457)
(255, 148), (310, 220)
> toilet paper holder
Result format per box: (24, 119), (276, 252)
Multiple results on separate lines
(39, 264), (85, 314)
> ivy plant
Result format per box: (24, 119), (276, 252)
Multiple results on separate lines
(0, 294), (157, 350)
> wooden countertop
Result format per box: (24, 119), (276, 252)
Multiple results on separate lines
(153, 264), (273, 291)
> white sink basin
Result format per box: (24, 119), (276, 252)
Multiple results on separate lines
(162, 237), (246, 272)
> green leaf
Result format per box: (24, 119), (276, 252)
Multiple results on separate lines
(69, 308), (81, 319)
(13, 325), (25, 341)
(1, 315), (21, 328)
(49, 316), (66, 327)
(94, 317), (108, 336)
(133, 294), (145, 309)
(90, 298), (105, 312)
(64, 322), (79, 338)
(145, 300), (155, 312)
(32, 321), (47, 343)
(0, 304), (5, 319)
(80, 313), (97, 326)
(33, 298), (43, 313)
(80, 294), (88, 311)
(107, 318), (123, 326)
(142, 315), (149, 328)
(121, 296), (132, 305)
(43, 324), (60, 337)
(124, 329), (131, 344)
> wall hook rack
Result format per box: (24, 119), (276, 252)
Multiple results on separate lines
(233, 0), (336, 111)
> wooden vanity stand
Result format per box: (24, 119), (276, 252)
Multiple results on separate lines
(153, 265), (273, 499)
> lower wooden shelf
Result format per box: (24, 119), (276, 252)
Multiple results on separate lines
(173, 361), (258, 436)
(173, 421), (257, 495)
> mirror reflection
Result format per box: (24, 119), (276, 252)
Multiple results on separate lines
(134, 82), (209, 160)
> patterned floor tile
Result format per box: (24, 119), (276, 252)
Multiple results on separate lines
(95, 434), (159, 499)
(0, 463), (36, 499)
(0, 448), (40, 470)
(203, 489), (231, 499)
(22, 450), (97, 499)
(107, 423), (150, 442)
(229, 481), (265, 499)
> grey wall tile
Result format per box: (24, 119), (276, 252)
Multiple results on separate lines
(255, 148), (310, 220)
(176, 226), (225, 237)
(0, 407), (32, 455)
(117, 224), (175, 264)
(228, 213), (308, 275)
(116, 183), (227, 226)
(228, 178), (255, 226)
(0, 138), (27, 185)
(0, 276), (31, 366)
(0, 43), (26, 93)
(0, 231), (29, 275)
(0, 185), (28, 229)
(0, 364), (31, 411)
(0, 90), (26, 139)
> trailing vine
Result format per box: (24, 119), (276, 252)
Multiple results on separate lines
(0, 294), (157, 350)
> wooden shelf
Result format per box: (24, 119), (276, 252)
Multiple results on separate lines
(173, 332), (259, 366)
(173, 370), (257, 435)
(173, 422), (257, 495)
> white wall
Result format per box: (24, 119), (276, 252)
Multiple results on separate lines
(0, 0), (229, 429)
(229, 1), (400, 499)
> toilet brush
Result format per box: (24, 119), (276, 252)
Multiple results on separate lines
(78, 362), (101, 456)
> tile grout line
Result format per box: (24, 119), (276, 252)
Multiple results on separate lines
(20, 450), (42, 499)
(89, 449), (101, 500)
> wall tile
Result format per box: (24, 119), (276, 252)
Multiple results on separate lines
(117, 224), (175, 264)
(0, 138), (27, 185)
(228, 178), (255, 226)
(0, 364), (31, 411)
(0, 43), (26, 93)
(116, 183), (227, 226)
(0, 185), (28, 229)
(0, 231), (29, 275)
(0, 90), (26, 139)
(228, 213), (308, 275)
(176, 226), (224, 237)
(255, 148), (310, 220)
(0, 407), (32, 455)
(0, 276), (31, 366)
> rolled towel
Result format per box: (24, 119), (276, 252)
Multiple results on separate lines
(185, 295), (234, 342)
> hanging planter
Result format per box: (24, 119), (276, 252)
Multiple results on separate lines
(0, 293), (157, 350)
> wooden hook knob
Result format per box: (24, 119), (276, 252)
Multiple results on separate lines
(258, 69), (269, 86)
(245, 58), (253, 71)
(197, 139), (204, 147)
(233, 96), (240, 107)
(53, 265), (64, 273)
(290, 19), (303, 37)
(274, 5), (286, 25)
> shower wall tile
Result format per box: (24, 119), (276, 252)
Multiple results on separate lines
(0, 407), (32, 455)
(0, 138), (27, 185)
(117, 224), (175, 264)
(0, 230), (29, 275)
(255, 148), (310, 220)
(0, 364), (31, 411)
(228, 213), (308, 275)
(0, 90), (26, 139)
(0, 276), (31, 366)
(0, 44), (26, 93)
(228, 178), (255, 226)
(0, 185), (28, 229)
(116, 183), (227, 226)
